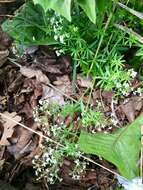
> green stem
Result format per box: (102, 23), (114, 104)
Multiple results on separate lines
(72, 60), (77, 92)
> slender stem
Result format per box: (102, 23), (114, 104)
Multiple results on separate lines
(87, 11), (114, 76)
(72, 60), (77, 93)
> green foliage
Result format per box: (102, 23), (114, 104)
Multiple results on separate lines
(76, 0), (96, 23)
(33, 0), (72, 21)
(2, 0), (143, 94)
(2, 1), (57, 46)
(60, 102), (81, 118)
(33, 0), (96, 23)
(79, 115), (143, 180)
(33, 101), (87, 183)
(82, 109), (104, 128)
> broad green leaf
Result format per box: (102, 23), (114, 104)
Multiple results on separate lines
(2, 1), (57, 46)
(77, 0), (96, 23)
(33, 0), (72, 21)
(79, 115), (143, 179)
(96, 0), (105, 12)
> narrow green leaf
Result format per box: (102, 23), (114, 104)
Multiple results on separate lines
(77, 0), (96, 23)
(79, 115), (143, 179)
(33, 0), (72, 21)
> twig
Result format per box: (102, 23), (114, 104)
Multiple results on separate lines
(8, 58), (22, 68)
(0, 112), (121, 177)
(0, 0), (16, 3)
(117, 2), (143, 20)
(0, 112), (62, 147)
(99, 89), (106, 112)
(0, 14), (14, 18)
(81, 155), (120, 177)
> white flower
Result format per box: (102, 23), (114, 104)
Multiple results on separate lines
(123, 82), (130, 88)
(116, 82), (122, 88)
(136, 88), (142, 95)
(74, 159), (80, 165)
(55, 50), (61, 56)
(97, 128), (102, 132)
(59, 35), (64, 43)
(50, 17), (55, 25)
(32, 36), (36, 41)
(35, 171), (39, 176)
(129, 69), (137, 78)
(54, 35), (58, 41)
(34, 155), (39, 159)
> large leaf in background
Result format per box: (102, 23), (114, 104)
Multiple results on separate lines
(77, 0), (96, 23)
(33, 0), (96, 23)
(2, 1), (57, 46)
(33, 0), (72, 21)
(79, 115), (143, 180)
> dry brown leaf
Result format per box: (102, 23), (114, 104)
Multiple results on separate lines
(77, 74), (92, 88)
(53, 75), (73, 96)
(102, 91), (114, 104)
(8, 73), (24, 92)
(34, 55), (72, 75)
(40, 84), (65, 106)
(20, 66), (50, 85)
(120, 96), (143, 122)
(120, 101), (135, 123)
(7, 120), (38, 159)
(0, 112), (21, 146)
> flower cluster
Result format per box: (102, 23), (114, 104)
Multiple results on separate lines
(32, 145), (63, 184)
(114, 69), (137, 97)
(32, 102), (88, 184)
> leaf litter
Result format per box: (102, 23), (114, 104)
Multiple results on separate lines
(0, 28), (143, 190)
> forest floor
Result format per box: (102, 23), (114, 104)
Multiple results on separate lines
(0, 1), (143, 190)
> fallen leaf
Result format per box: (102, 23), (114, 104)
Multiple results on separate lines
(8, 73), (24, 92)
(102, 91), (114, 104)
(34, 55), (72, 75)
(120, 96), (143, 122)
(92, 90), (100, 100)
(20, 66), (50, 85)
(53, 75), (73, 96)
(0, 112), (21, 146)
(77, 74), (92, 88)
(40, 84), (65, 106)
(120, 101), (135, 122)
(18, 102), (33, 119)
(7, 119), (38, 159)
(0, 27), (12, 51)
